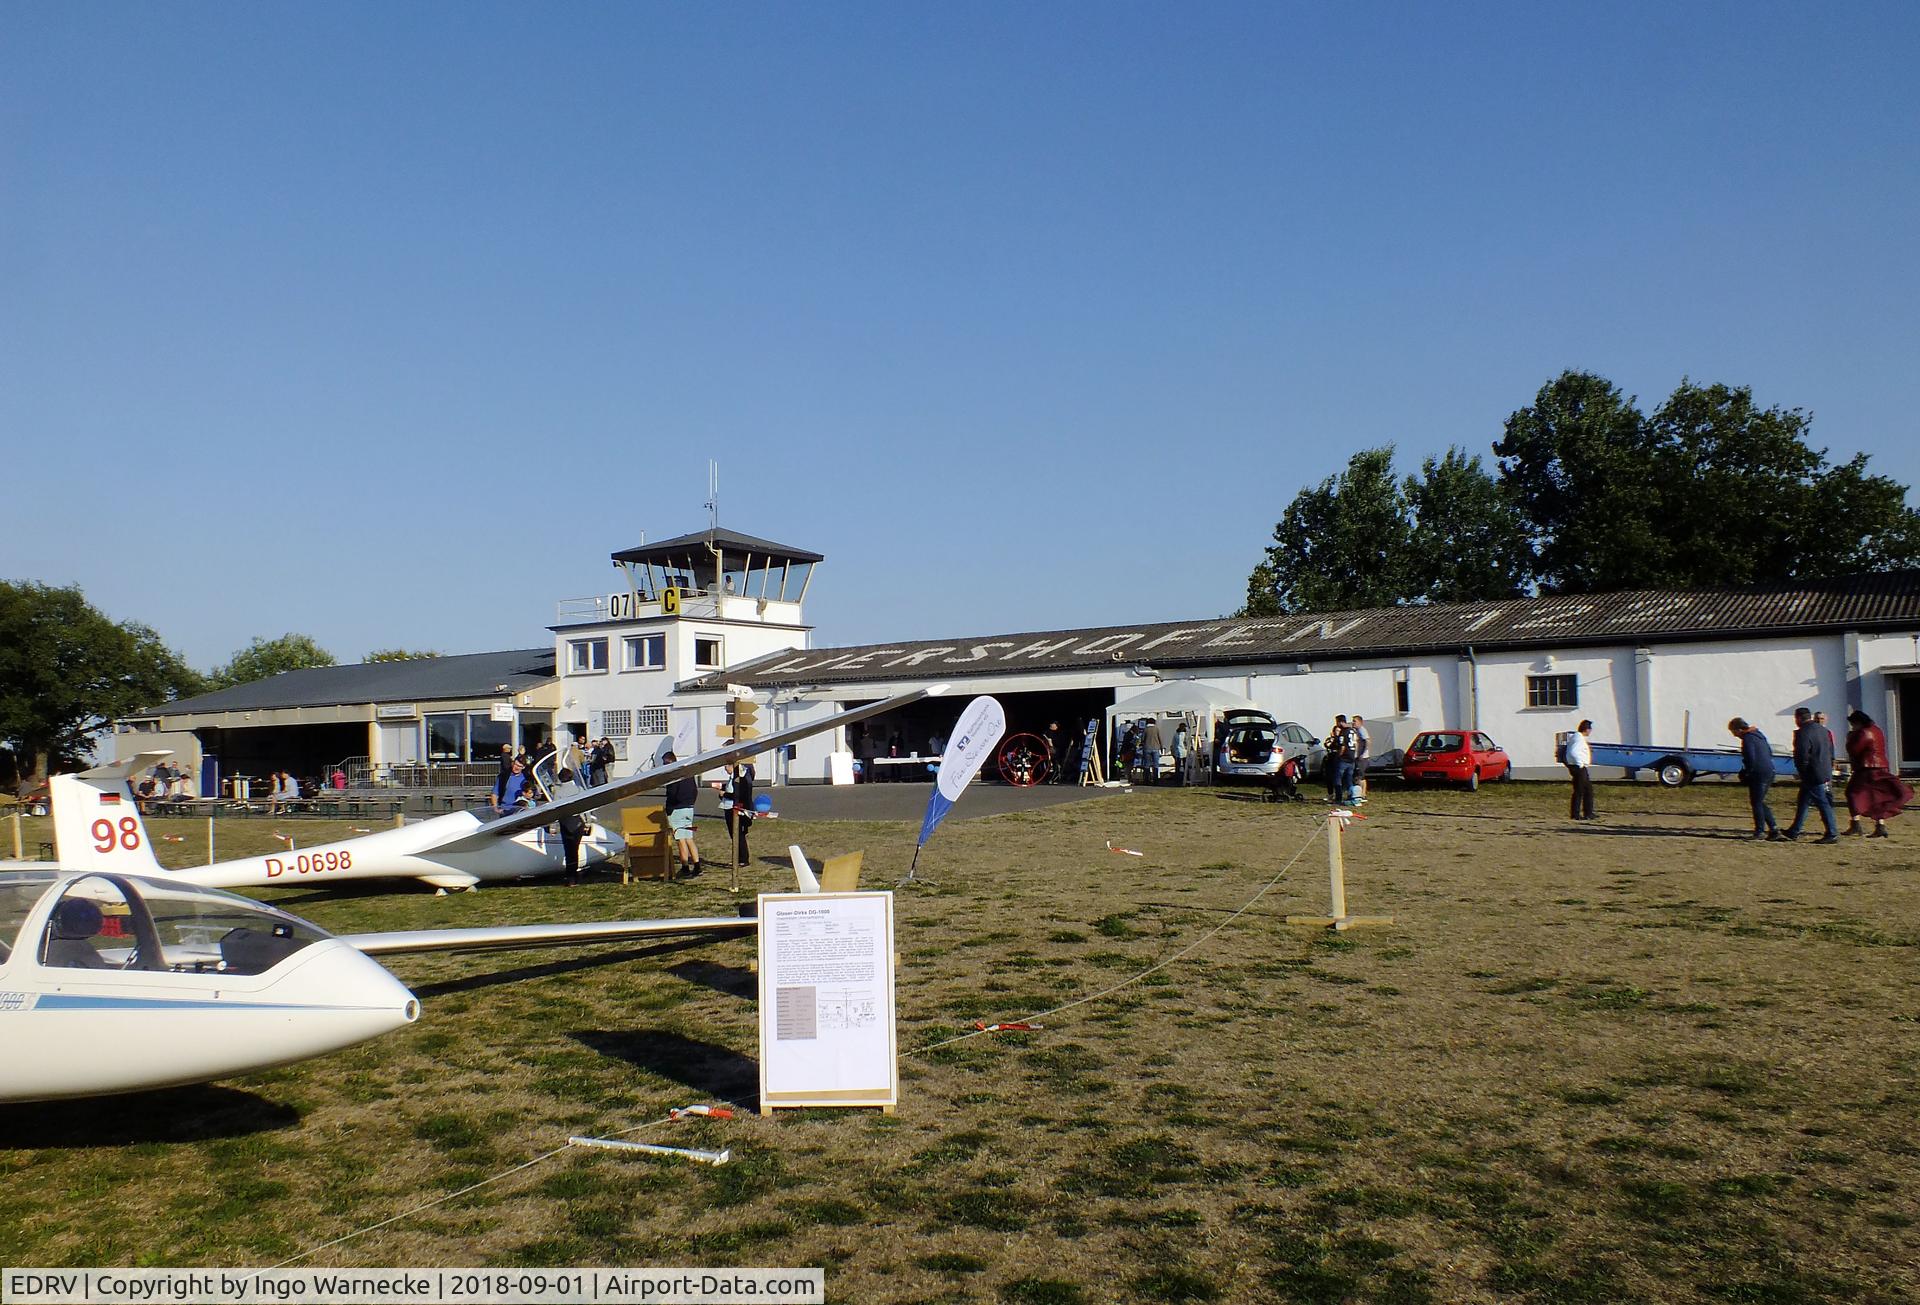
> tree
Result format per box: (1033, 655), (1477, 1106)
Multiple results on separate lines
(1492, 371), (1670, 593)
(0, 582), (203, 789)
(210, 634), (335, 689)
(1645, 380), (1920, 586)
(1243, 447), (1534, 615)
(1403, 448), (1533, 603)
(364, 648), (442, 663)
(1245, 448), (1416, 614)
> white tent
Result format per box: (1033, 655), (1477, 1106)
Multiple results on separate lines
(1105, 680), (1264, 781)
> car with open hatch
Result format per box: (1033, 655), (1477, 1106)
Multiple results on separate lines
(1402, 730), (1511, 790)
(1214, 711), (1325, 782)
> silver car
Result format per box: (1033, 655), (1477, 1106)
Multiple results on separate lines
(1214, 712), (1324, 782)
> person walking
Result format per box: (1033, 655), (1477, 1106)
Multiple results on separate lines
(661, 750), (702, 877)
(1782, 707), (1839, 843)
(722, 762), (756, 866)
(1842, 710), (1913, 838)
(1730, 718), (1782, 840)
(1564, 719), (1596, 821)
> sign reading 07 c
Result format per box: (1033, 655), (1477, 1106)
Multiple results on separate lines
(662, 587), (681, 615)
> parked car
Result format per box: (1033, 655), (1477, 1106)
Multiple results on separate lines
(1214, 711), (1325, 782)
(19, 783), (50, 817)
(1402, 730), (1511, 790)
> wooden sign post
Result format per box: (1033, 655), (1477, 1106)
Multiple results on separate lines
(1286, 813), (1394, 932)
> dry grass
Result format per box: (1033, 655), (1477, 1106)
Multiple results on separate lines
(2, 782), (1916, 1303)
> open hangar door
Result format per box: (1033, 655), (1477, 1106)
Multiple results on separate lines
(844, 686), (1116, 783)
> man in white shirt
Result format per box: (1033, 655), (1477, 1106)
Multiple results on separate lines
(1565, 720), (1596, 821)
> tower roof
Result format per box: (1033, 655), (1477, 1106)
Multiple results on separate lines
(610, 528), (822, 566)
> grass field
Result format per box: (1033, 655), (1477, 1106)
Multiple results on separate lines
(2, 781), (1916, 1304)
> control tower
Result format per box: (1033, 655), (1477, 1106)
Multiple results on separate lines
(551, 528), (822, 770)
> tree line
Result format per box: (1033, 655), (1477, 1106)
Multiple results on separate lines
(1243, 371), (1920, 616)
(0, 581), (438, 791)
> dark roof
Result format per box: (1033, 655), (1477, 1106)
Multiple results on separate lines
(611, 528), (823, 566)
(140, 649), (556, 717)
(697, 572), (1920, 689)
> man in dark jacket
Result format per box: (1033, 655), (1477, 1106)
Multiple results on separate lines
(1783, 706), (1839, 843)
(661, 751), (702, 878)
(1729, 718), (1782, 840)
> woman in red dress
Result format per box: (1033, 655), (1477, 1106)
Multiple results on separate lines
(1843, 710), (1913, 838)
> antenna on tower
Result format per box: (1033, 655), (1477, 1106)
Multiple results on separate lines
(705, 460), (719, 535)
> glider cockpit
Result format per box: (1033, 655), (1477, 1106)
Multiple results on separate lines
(2, 870), (327, 976)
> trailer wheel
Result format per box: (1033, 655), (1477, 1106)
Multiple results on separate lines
(1655, 758), (1691, 788)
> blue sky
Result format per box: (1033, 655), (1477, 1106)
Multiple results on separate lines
(5, 2), (1916, 672)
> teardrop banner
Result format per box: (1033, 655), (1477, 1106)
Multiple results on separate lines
(903, 696), (1006, 884)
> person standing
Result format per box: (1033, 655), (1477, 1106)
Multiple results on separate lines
(1783, 707), (1839, 843)
(553, 767), (589, 885)
(723, 762), (756, 865)
(1843, 710), (1913, 838)
(661, 751), (702, 877)
(1140, 717), (1165, 785)
(496, 759), (530, 813)
(1324, 716), (1352, 803)
(1171, 722), (1191, 786)
(1564, 719), (1596, 821)
(1349, 716), (1371, 804)
(1730, 718), (1782, 840)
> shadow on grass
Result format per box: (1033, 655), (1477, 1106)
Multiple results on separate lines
(1569, 824), (1767, 841)
(409, 936), (723, 999)
(669, 958), (756, 999)
(0, 1085), (299, 1148)
(571, 1029), (758, 1102)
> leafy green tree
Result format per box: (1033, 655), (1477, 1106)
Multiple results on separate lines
(1492, 371), (1670, 593)
(211, 633), (335, 689)
(1645, 380), (1920, 585)
(0, 581), (203, 788)
(364, 648), (442, 663)
(1245, 448), (1417, 614)
(1403, 448), (1533, 603)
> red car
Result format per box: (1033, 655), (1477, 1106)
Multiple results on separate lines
(1403, 730), (1511, 790)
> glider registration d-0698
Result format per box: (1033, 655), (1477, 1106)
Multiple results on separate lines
(41, 687), (945, 893)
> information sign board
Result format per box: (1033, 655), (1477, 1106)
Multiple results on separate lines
(757, 891), (897, 1111)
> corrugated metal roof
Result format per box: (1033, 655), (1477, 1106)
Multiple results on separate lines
(699, 572), (1920, 689)
(140, 648), (556, 717)
(610, 528), (823, 565)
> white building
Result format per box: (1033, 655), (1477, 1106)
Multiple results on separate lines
(671, 571), (1920, 781)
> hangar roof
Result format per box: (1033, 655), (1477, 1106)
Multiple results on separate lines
(137, 649), (557, 717)
(610, 528), (823, 566)
(696, 571), (1920, 689)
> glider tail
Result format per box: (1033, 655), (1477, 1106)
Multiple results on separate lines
(49, 753), (168, 875)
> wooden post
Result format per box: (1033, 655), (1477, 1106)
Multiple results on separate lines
(1286, 813), (1394, 931)
(208, 815), (215, 866)
(10, 811), (22, 861)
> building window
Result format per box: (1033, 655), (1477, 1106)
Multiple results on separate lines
(1395, 680), (1411, 714)
(694, 635), (723, 670)
(468, 713), (512, 762)
(1526, 674), (1578, 709)
(635, 706), (669, 735)
(425, 713), (463, 762)
(569, 638), (609, 673)
(602, 709), (633, 738)
(623, 634), (666, 670)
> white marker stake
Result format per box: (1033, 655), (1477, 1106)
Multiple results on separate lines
(568, 1136), (731, 1165)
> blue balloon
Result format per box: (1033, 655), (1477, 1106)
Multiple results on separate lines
(754, 794), (772, 813)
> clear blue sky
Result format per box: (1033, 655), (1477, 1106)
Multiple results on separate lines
(6, 2), (1916, 672)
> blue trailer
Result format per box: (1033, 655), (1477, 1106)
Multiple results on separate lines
(1586, 741), (1796, 787)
